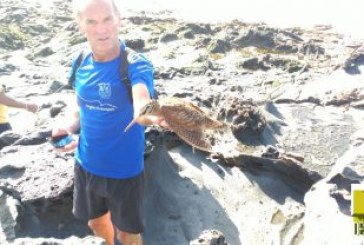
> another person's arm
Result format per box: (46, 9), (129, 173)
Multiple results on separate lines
(0, 91), (38, 113)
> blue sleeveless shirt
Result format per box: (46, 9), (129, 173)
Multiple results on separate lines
(72, 42), (154, 179)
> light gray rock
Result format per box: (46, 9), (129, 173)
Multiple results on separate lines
(0, 144), (74, 207)
(0, 190), (19, 243)
(190, 230), (226, 245)
(11, 236), (105, 245)
(303, 129), (364, 245)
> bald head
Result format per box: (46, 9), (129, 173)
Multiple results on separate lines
(72, 0), (120, 20)
(72, 0), (122, 61)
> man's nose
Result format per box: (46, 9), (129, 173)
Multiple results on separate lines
(95, 23), (107, 34)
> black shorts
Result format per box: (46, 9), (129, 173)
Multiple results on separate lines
(73, 163), (145, 233)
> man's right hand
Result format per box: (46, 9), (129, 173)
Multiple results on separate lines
(51, 128), (78, 152)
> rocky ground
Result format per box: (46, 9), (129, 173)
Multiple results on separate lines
(1, 0), (364, 244)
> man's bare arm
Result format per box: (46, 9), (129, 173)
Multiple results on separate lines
(132, 83), (167, 127)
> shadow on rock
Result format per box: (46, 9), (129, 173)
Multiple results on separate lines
(144, 145), (241, 245)
(15, 192), (91, 240)
(213, 147), (322, 204)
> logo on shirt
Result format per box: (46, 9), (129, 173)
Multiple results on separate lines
(98, 83), (111, 99)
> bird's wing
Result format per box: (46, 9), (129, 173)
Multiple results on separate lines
(161, 105), (204, 128)
(170, 126), (213, 153)
(184, 101), (207, 114)
(161, 97), (206, 113)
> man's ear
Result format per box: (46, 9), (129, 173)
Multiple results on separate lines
(77, 19), (85, 34)
(118, 16), (124, 30)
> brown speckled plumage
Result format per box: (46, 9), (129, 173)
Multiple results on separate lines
(125, 97), (226, 152)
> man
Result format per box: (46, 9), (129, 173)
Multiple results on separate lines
(0, 82), (38, 134)
(52, 0), (165, 244)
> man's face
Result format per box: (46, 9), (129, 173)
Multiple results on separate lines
(78, 0), (120, 59)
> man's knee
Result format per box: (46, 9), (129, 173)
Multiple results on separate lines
(88, 220), (103, 231)
(116, 229), (142, 245)
(88, 212), (111, 231)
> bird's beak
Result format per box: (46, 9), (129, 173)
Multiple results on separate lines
(124, 117), (139, 132)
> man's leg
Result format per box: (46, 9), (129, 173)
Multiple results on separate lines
(88, 212), (115, 245)
(116, 228), (143, 245)
(108, 171), (145, 245)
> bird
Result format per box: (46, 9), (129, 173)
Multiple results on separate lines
(124, 97), (227, 152)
